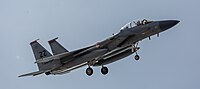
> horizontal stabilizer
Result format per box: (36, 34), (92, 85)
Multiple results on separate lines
(18, 71), (45, 77)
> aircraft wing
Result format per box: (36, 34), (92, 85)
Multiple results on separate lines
(18, 70), (46, 77)
(53, 62), (88, 75)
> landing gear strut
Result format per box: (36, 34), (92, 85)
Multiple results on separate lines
(101, 66), (108, 75)
(86, 67), (93, 76)
(132, 42), (140, 60)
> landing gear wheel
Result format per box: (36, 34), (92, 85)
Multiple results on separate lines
(86, 67), (93, 76)
(101, 66), (108, 75)
(134, 55), (140, 60)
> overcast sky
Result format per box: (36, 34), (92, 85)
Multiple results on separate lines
(0, 0), (199, 89)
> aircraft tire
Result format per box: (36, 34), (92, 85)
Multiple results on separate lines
(86, 67), (93, 76)
(101, 66), (108, 75)
(134, 55), (140, 60)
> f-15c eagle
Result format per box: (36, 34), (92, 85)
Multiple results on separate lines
(19, 19), (179, 77)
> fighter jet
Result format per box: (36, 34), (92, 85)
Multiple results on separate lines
(19, 19), (179, 77)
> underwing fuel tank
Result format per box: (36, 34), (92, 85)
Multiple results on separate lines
(94, 46), (137, 66)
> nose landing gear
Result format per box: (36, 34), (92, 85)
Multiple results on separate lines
(134, 54), (140, 60)
(132, 42), (140, 60)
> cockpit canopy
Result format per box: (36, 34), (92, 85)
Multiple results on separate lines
(120, 19), (153, 30)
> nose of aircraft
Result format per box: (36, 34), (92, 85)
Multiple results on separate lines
(159, 20), (180, 31)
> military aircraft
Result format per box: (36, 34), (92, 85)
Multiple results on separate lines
(19, 19), (179, 77)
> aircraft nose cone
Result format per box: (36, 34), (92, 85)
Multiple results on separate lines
(159, 20), (180, 31)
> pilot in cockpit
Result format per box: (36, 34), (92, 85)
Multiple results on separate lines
(142, 19), (148, 25)
(142, 19), (147, 25)
(136, 21), (142, 26)
(136, 19), (148, 26)
(142, 19), (152, 25)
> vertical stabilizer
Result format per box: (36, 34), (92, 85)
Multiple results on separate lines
(48, 37), (68, 55)
(30, 39), (60, 71)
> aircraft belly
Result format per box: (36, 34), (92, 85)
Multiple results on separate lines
(94, 48), (133, 66)
(64, 48), (108, 68)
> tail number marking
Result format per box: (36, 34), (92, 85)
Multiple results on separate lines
(39, 50), (47, 58)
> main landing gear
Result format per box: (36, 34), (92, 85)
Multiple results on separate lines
(86, 67), (93, 76)
(132, 42), (140, 60)
(101, 66), (108, 75)
(86, 66), (109, 76)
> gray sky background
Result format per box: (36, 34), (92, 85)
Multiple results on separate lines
(0, 0), (199, 89)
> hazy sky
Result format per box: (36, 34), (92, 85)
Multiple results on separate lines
(0, 0), (199, 89)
